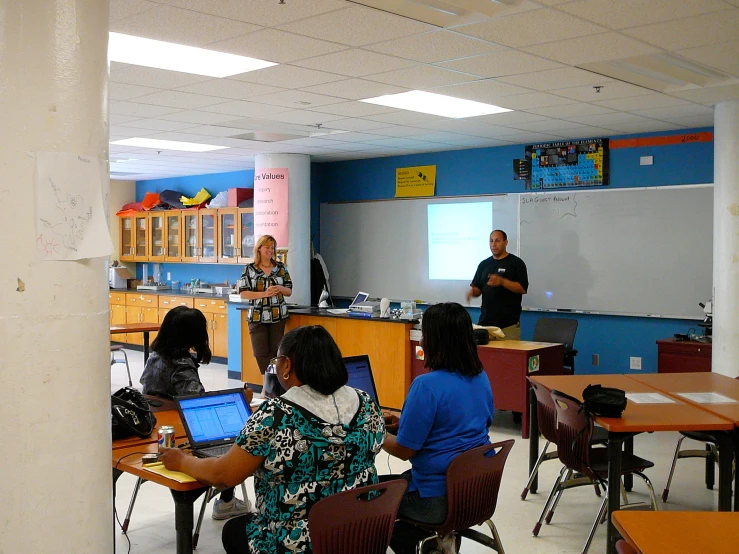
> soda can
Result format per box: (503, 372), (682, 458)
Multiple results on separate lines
(158, 426), (175, 451)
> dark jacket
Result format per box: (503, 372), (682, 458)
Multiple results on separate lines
(140, 352), (205, 399)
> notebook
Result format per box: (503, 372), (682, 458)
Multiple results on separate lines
(175, 388), (252, 458)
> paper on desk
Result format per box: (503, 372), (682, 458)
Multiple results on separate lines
(143, 462), (197, 483)
(677, 392), (737, 404)
(625, 392), (676, 404)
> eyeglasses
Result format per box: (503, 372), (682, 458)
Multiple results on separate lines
(266, 355), (288, 374)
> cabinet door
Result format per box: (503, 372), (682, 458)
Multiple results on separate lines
(142, 306), (160, 344)
(133, 214), (149, 261)
(182, 212), (199, 263)
(212, 313), (228, 358)
(199, 210), (218, 263)
(148, 213), (165, 262)
(164, 212), (182, 262)
(119, 216), (134, 261)
(126, 307), (143, 345)
(110, 304), (128, 342)
(238, 208), (255, 263)
(218, 209), (239, 264)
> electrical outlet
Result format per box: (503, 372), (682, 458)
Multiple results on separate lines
(167, 272), (171, 281)
(630, 357), (642, 370)
(592, 354), (599, 366)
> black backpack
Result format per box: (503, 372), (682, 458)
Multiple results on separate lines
(111, 387), (157, 440)
(582, 384), (627, 418)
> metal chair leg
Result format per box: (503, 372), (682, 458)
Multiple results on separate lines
(484, 519), (505, 554)
(120, 348), (132, 386)
(582, 494), (608, 554)
(533, 466), (566, 536)
(545, 469), (572, 524)
(193, 487), (216, 549)
(662, 435), (685, 502)
(122, 477), (145, 532)
(633, 472), (659, 511)
(522, 440), (551, 500)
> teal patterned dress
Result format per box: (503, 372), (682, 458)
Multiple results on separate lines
(235, 389), (385, 553)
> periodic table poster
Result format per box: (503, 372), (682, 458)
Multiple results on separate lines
(514, 138), (609, 190)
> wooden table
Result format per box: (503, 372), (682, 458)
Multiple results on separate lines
(110, 322), (160, 361)
(630, 372), (739, 511)
(413, 340), (566, 439)
(613, 511), (739, 554)
(529, 374), (735, 554)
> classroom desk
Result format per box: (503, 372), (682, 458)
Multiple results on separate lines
(413, 340), (566, 439)
(629, 372), (739, 511)
(529, 374), (734, 554)
(110, 322), (161, 361)
(612, 511), (739, 554)
(112, 409), (185, 450)
(112, 442), (208, 554)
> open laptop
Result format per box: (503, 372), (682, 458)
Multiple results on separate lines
(343, 355), (380, 405)
(175, 388), (252, 458)
(328, 291), (369, 315)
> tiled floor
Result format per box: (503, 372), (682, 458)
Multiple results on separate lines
(112, 349), (720, 554)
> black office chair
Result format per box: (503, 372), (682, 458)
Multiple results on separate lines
(532, 318), (578, 372)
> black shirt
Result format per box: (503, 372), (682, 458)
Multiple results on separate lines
(471, 253), (529, 328)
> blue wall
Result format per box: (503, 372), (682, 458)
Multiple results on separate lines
(134, 128), (714, 375)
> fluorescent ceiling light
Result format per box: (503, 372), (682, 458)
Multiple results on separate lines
(360, 90), (512, 118)
(108, 33), (277, 78)
(111, 138), (229, 152)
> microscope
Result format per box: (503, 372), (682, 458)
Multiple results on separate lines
(697, 301), (712, 342)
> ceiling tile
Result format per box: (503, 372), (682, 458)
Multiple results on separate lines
(230, 64), (346, 88)
(677, 41), (739, 78)
(110, 114), (143, 125)
(109, 83), (162, 101)
(663, 114), (715, 127)
(300, 79), (409, 101)
(432, 80), (533, 104)
(526, 103), (616, 118)
(305, 101), (397, 118)
(669, 84), (739, 104)
(455, 8), (605, 48)
(495, 92), (575, 110)
(412, 120), (525, 138)
(115, 118), (198, 132)
(157, 110), (245, 125)
(363, 137), (443, 149)
(110, 101), (183, 118)
(264, 110), (345, 126)
(211, 29), (347, 64)
(497, 131), (567, 143)
(439, 50), (562, 78)
(553, 81), (653, 102)
(175, 79), (285, 100)
(360, 126), (430, 138)
(110, 0), (157, 22)
(110, 63), (211, 89)
(550, 125), (624, 138)
(366, 66), (479, 89)
(630, 104), (714, 120)
(604, 121), (686, 134)
(321, 118), (394, 132)
(296, 50), (416, 78)
(199, 100), (293, 118)
(362, 110), (448, 126)
(321, 131), (392, 142)
(523, 33), (660, 65)
(569, 112), (659, 126)
(507, 119), (587, 132)
(110, 4), (261, 46)
(110, 125), (161, 138)
(245, 89), (347, 108)
(476, 111), (549, 125)
(134, 90), (229, 109)
(277, 6), (433, 47)
(557, 0), (730, 30)
(593, 95), (693, 112)
(365, 30), (503, 64)
(498, 67), (613, 91)
(168, 0), (347, 27)
(623, 11), (739, 51)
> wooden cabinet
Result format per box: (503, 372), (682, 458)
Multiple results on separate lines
(238, 208), (255, 263)
(198, 209), (218, 263)
(125, 293), (159, 345)
(148, 213), (165, 262)
(119, 217), (135, 261)
(133, 214), (149, 260)
(164, 212), (183, 262)
(218, 208), (239, 264)
(110, 292), (128, 341)
(194, 298), (228, 358)
(182, 212), (199, 263)
(657, 339), (712, 373)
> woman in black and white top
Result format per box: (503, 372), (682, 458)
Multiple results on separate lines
(238, 234), (292, 397)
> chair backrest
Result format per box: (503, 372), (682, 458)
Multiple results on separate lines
(532, 318), (578, 352)
(528, 378), (559, 445)
(435, 439), (515, 536)
(308, 479), (407, 554)
(550, 390), (596, 479)
(615, 539), (638, 554)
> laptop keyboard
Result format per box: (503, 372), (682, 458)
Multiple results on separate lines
(196, 443), (232, 458)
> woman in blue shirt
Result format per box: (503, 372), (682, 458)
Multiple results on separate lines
(384, 302), (495, 554)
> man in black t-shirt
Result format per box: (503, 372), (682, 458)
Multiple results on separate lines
(465, 229), (528, 340)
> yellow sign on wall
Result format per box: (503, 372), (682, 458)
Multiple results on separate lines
(396, 165), (436, 197)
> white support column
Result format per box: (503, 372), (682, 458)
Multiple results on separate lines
(0, 1), (112, 552)
(255, 154), (311, 306)
(712, 101), (739, 377)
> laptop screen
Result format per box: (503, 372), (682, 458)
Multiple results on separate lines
(349, 291), (369, 307)
(178, 390), (252, 444)
(344, 355), (378, 404)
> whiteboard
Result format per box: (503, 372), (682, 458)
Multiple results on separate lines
(519, 185), (712, 319)
(320, 195), (518, 304)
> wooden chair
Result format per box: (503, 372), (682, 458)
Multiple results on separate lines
(400, 439), (515, 554)
(308, 479), (407, 554)
(539, 391), (657, 554)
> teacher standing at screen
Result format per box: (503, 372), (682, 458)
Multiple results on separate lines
(238, 234), (292, 397)
(465, 229), (528, 340)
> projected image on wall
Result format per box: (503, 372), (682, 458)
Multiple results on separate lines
(428, 202), (492, 280)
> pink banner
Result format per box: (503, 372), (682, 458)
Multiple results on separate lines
(254, 168), (289, 248)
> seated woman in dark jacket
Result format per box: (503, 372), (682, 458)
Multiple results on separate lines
(140, 306), (251, 520)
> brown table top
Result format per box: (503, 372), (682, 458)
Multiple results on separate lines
(110, 323), (161, 334)
(612, 511), (739, 554)
(112, 410), (186, 450)
(112, 443), (207, 492)
(479, 340), (562, 352)
(629, 373), (739, 424)
(530, 375), (734, 433)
